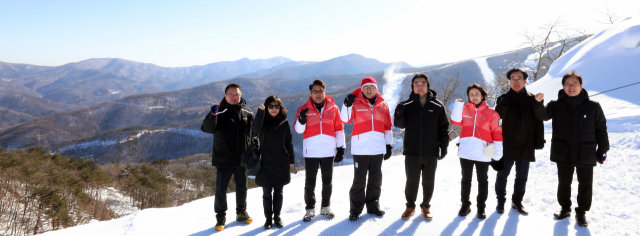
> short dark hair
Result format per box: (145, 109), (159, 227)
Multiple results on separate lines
(225, 83), (242, 94)
(506, 68), (529, 80)
(411, 73), (430, 90)
(263, 95), (287, 116)
(466, 83), (487, 101)
(561, 71), (583, 85)
(309, 80), (326, 91)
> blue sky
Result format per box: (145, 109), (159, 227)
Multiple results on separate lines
(1, 0), (639, 67)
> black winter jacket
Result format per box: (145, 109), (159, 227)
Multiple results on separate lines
(394, 90), (450, 158)
(495, 88), (545, 162)
(533, 89), (609, 167)
(252, 109), (295, 187)
(201, 98), (255, 167)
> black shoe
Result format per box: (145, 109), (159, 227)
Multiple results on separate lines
(554, 209), (571, 220)
(576, 214), (588, 227)
(349, 213), (359, 221)
(477, 209), (486, 219)
(264, 218), (272, 229)
(236, 210), (253, 224)
(496, 203), (504, 214)
(368, 209), (386, 216)
(458, 205), (471, 216)
(511, 202), (528, 215)
(215, 217), (226, 231)
(274, 217), (284, 228)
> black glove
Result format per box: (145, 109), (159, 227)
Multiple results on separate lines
(499, 94), (509, 107)
(438, 148), (447, 160)
(394, 103), (406, 118)
(334, 147), (345, 163)
(210, 104), (219, 115)
(344, 94), (356, 107)
(384, 145), (392, 160)
(298, 108), (309, 125)
(597, 152), (607, 164)
(491, 158), (504, 171)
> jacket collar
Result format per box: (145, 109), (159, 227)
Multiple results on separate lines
(410, 89), (437, 102)
(558, 89), (589, 107)
(352, 88), (384, 106)
(220, 97), (246, 111)
(464, 100), (489, 111)
(305, 95), (336, 111)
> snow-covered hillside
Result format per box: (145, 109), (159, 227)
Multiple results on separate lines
(42, 16), (640, 236)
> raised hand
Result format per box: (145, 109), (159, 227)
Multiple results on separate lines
(535, 93), (544, 102)
(258, 104), (265, 110)
(344, 94), (356, 107)
(210, 104), (219, 115)
(298, 108), (309, 125)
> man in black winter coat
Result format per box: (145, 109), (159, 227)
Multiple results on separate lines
(394, 74), (450, 221)
(533, 72), (609, 227)
(494, 68), (545, 215)
(201, 84), (255, 231)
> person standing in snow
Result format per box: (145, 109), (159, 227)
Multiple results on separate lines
(200, 84), (254, 231)
(252, 96), (295, 229)
(532, 72), (609, 227)
(294, 79), (346, 222)
(450, 84), (504, 219)
(494, 68), (545, 215)
(341, 77), (393, 221)
(393, 74), (449, 221)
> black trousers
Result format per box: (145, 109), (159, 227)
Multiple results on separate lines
(214, 166), (247, 218)
(495, 159), (529, 205)
(405, 155), (438, 209)
(557, 163), (593, 214)
(350, 154), (384, 214)
(262, 185), (284, 219)
(304, 157), (334, 209)
(460, 158), (490, 210)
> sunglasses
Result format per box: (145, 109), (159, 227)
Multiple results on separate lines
(268, 104), (281, 109)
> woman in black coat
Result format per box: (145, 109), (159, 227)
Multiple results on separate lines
(251, 95), (295, 229)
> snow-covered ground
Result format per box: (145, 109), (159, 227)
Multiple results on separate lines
(42, 15), (640, 236)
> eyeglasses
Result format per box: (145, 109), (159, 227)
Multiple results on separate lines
(362, 85), (377, 91)
(564, 82), (581, 88)
(268, 104), (281, 109)
(226, 93), (240, 98)
(311, 89), (325, 94)
(510, 79), (525, 83)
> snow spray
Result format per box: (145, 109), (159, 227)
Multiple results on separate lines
(381, 63), (407, 116)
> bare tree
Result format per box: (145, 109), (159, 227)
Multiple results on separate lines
(433, 71), (462, 140)
(596, 6), (621, 24)
(484, 73), (511, 107)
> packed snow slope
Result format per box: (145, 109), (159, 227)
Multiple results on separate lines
(43, 16), (640, 236)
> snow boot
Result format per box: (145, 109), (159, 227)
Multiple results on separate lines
(215, 217), (225, 231)
(496, 203), (505, 214)
(576, 214), (588, 227)
(349, 213), (359, 221)
(458, 204), (471, 216)
(401, 208), (415, 220)
(554, 209), (571, 220)
(274, 217), (284, 228)
(477, 209), (486, 219)
(511, 202), (529, 215)
(264, 218), (272, 229)
(320, 206), (335, 219)
(236, 210), (253, 224)
(421, 207), (433, 220)
(303, 209), (316, 222)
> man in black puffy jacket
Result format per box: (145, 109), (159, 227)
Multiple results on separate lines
(533, 72), (609, 227)
(394, 74), (450, 221)
(201, 84), (255, 231)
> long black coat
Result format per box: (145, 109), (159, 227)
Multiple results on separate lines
(252, 109), (295, 187)
(533, 89), (609, 167)
(201, 98), (255, 167)
(495, 88), (545, 162)
(394, 90), (450, 158)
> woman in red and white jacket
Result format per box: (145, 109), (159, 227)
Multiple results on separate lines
(340, 77), (392, 221)
(450, 84), (504, 219)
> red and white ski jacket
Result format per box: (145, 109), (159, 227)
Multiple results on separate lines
(450, 100), (503, 162)
(294, 96), (345, 158)
(340, 89), (392, 155)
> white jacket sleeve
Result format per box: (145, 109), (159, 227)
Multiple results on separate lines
(294, 119), (306, 134)
(451, 100), (464, 123)
(385, 130), (393, 145)
(335, 130), (345, 148)
(493, 141), (503, 160)
(340, 105), (352, 123)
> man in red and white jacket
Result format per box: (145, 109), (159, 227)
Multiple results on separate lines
(340, 77), (393, 221)
(294, 80), (345, 222)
